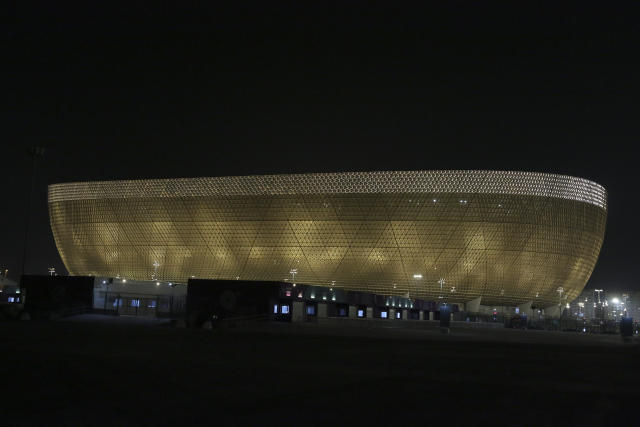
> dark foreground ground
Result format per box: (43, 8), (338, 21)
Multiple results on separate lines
(1, 316), (639, 426)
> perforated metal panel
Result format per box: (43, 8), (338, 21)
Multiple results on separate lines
(48, 170), (607, 306)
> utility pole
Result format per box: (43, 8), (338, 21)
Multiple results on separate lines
(21, 146), (45, 276)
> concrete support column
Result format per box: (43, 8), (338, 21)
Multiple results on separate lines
(366, 307), (373, 319)
(389, 308), (395, 319)
(348, 305), (358, 318)
(292, 300), (305, 322)
(428, 311), (434, 321)
(402, 309), (409, 320)
(317, 302), (327, 318)
(419, 310), (425, 320)
(465, 296), (482, 313)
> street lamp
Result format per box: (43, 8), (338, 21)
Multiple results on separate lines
(410, 274), (423, 299)
(557, 286), (564, 316)
(438, 278), (446, 299)
(290, 268), (297, 286)
(152, 260), (160, 280)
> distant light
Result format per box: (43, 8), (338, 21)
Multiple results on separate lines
(432, 199), (437, 203)
(122, 279), (127, 283)
(168, 282), (172, 286)
(331, 296), (336, 301)
(612, 298), (620, 304)
(102, 280), (106, 284)
(156, 282), (160, 286)
(322, 295), (327, 300)
(413, 274), (422, 279)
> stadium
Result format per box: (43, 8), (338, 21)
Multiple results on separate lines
(48, 170), (607, 310)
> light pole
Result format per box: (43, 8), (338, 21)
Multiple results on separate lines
(21, 146), (45, 276)
(152, 260), (160, 280)
(289, 268), (297, 286)
(557, 286), (564, 317)
(611, 297), (620, 319)
(411, 274), (423, 299)
(438, 278), (446, 300)
(578, 302), (584, 317)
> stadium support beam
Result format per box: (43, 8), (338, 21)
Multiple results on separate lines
(465, 297), (482, 313)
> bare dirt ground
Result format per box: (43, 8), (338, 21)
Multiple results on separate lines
(1, 316), (638, 426)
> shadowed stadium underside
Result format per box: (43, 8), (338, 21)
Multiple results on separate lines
(48, 171), (607, 307)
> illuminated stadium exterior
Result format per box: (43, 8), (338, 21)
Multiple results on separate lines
(48, 170), (606, 308)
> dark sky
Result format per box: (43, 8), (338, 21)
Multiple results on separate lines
(2, 2), (637, 289)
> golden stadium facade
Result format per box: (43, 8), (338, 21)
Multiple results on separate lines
(48, 171), (607, 307)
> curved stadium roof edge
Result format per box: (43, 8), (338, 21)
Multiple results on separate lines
(48, 170), (607, 209)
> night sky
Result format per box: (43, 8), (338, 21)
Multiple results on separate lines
(2, 2), (637, 290)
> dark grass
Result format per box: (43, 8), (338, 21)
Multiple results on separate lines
(1, 319), (638, 426)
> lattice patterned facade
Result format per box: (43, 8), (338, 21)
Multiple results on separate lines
(48, 171), (607, 306)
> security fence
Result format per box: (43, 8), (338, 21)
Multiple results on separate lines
(95, 291), (186, 318)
